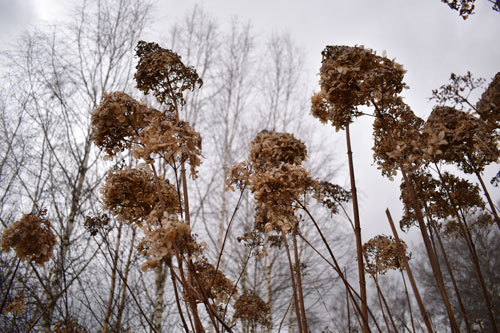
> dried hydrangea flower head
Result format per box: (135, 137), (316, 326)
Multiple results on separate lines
(311, 181), (351, 215)
(137, 213), (201, 271)
(132, 114), (202, 177)
(1, 211), (57, 266)
(312, 45), (406, 131)
(372, 97), (425, 178)
(399, 171), (485, 231)
(233, 290), (271, 329)
(134, 40), (202, 108)
(191, 258), (234, 303)
(422, 106), (499, 173)
(477, 72), (500, 129)
(227, 131), (314, 233)
(249, 130), (307, 170)
(251, 163), (313, 233)
(90, 91), (156, 157)
(442, 0), (476, 19)
(363, 235), (407, 275)
(101, 167), (179, 223)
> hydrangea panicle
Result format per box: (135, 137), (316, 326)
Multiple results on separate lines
(1, 210), (57, 266)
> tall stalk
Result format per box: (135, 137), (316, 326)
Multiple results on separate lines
(345, 123), (369, 333)
(386, 209), (433, 333)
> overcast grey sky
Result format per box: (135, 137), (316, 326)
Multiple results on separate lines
(1, 0), (499, 241)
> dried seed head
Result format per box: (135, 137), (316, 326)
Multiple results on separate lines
(192, 258), (234, 303)
(249, 130), (307, 170)
(90, 91), (157, 157)
(233, 290), (271, 328)
(372, 97), (425, 178)
(314, 45), (406, 130)
(138, 213), (201, 271)
(422, 106), (499, 173)
(134, 40), (202, 107)
(1, 211), (57, 266)
(477, 72), (500, 129)
(132, 114), (202, 177)
(101, 167), (179, 223)
(363, 235), (407, 275)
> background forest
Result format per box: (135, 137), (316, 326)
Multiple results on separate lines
(0, 0), (499, 332)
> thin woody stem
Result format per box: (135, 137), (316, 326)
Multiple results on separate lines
(345, 123), (369, 333)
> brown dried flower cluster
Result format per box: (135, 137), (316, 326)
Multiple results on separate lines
(400, 171), (485, 231)
(363, 235), (407, 275)
(1, 211), (57, 266)
(3, 295), (26, 315)
(52, 318), (89, 333)
(248, 130), (307, 170)
(192, 258), (234, 303)
(227, 131), (314, 234)
(90, 91), (156, 157)
(312, 45), (406, 130)
(441, 0), (476, 19)
(132, 115), (202, 177)
(477, 72), (500, 129)
(372, 97), (425, 178)
(101, 167), (178, 223)
(311, 181), (351, 215)
(422, 106), (499, 173)
(84, 213), (110, 236)
(137, 213), (201, 271)
(134, 40), (202, 107)
(233, 290), (271, 328)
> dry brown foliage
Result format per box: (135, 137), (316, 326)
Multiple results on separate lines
(1, 211), (57, 266)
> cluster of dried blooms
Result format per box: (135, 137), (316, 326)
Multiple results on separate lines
(441, 0), (476, 19)
(363, 235), (407, 275)
(191, 258), (234, 303)
(1, 211), (57, 266)
(311, 45), (406, 131)
(101, 167), (178, 223)
(477, 72), (500, 130)
(422, 105), (499, 173)
(134, 40), (202, 107)
(228, 131), (315, 233)
(84, 213), (110, 236)
(311, 181), (351, 215)
(137, 213), (201, 271)
(431, 72), (485, 110)
(132, 116), (202, 177)
(90, 91), (155, 157)
(399, 171), (485, 231)
(2, 295), (26, 315)
(52, 318), (88, 333)
(233, 290), (271, 328)
(372, 97), (425, 178)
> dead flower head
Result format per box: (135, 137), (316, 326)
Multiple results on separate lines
(312, 45), (406, 130)
(135, 40), (202, 107)
(90, 91), (157, 157)
(138, 213), (202, 271)
(233, 290), (271, 328)
(1, 211), (57, 266)
(477, 72), (500, 130)
(363, 235), (407, 275)
(192, 258), (234, 303)
(101, 167), (179, 223)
